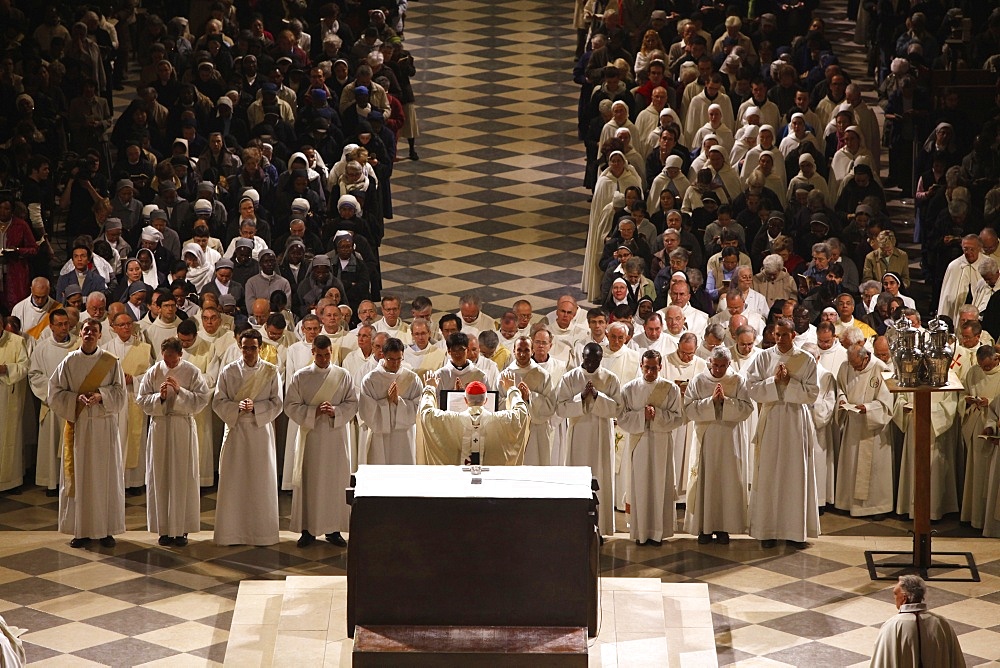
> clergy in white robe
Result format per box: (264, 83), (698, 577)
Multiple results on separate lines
(137, 339), (211, 544)
(870, 575), (966, 668)
(342, 325), (377, 471)
(620, 350), (684, 545)
(982, 398), (1000, 537)
(556, 343), (623, 537)
(937, 237), (984, 325)
(895, 385), (960, 521)
(285, 335), (359, 547)
(13, 279), (61, 340)
(403, 318), (446, 376)
(0, 330), (28, 492)
(212, 329), (283, 546)
(683, 347), (754, 542)
(962, 348), (1000, 528)
(746, 319), (821, 547)
(103, 312), (153, 490)
(420, 373), (529, 466)
(660, 334), (708, 504)
(952, 320), (984, 383)
(603, 322), (642, 506)
(177, 321), (217, 486)
(729, 327), (761, 491)
(143, 293), (182, 359)
(47, 319), (127, 545)
(280, 318), (323, 490)
(583, 156), (642, 300)
(435, 332), (488, 390)
(508, 337), (556, 466)
(359, 337), (422, 465)
(803, 343), (839, 507)
(834, 344), (894, 517)
(532, 328), (570, 466)
(29, 311), (78, 492)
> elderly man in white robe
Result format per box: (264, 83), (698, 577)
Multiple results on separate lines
(746, 317), (821, 549)
(556, 343), (623, 540)
(684, 346), (754, 544)
(661, 332), (707, 505)
(137, 337), (211, 546)
(48, 318), (127, 549)
(359, 337), (422, 465)
(834, 344), (894, 518)
(29, 309), (78, 494)
(870, 575), (966, 667)
(938, 234), (984, 325)
(286, 334), (359, 549)
(0, 327), (28, 492)
(951, 319), (984, 382)
(420, 373), (529, 466)
(802, 340), (839, 510)
(104, 311), (153, 493)
(213, 329), (283, 546)
(532, 327), (570, 466)
(962, 346), (1000, 529)
(602, 321), (642, 506)
(13, 277), (60, 340)
(508, 336), (556, 466)
(619, 350), (683, 546)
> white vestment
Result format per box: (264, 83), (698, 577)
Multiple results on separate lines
(602, 345), (642, 506)
(29, 335), (78, 489)
(0, 332), (27, 491)
(419, 385), (529, 465)
(536, 356), (569, 466)
(181, 338), (216, 486)
(834, 357), (894, 516)
(870, 604), (966, 668)
(434, 360), (486, 391)
(143, 318), (181, 358)
(103, 336), (152, 488)
(813, 364), (839, 505)
(938, 255), (984, 325)
(683, 370), (754, 536)
(213, 358), (283, 545)
(661, 352), (708, 503)
(280, 340), (317, 490)
(556, 366), (623, 535)
(961, 366), (1000, 527)
(340, 345), (375, 472)
(746, 345), (822, 541)
(359, 365), (421, 465)
(983, 398), (1000, 537)
(620, 377), (683, 542)
(137, 359), (211, 537)
(509, 361), (556, 466)
(48, 349), (127, 539)
(285, 363), (358, 535)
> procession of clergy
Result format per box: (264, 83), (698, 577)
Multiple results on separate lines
(6, 269), (999, 552)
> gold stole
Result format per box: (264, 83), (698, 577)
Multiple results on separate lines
(63, 352), (117, 498)
(260, 342), (279, 366)
(26, 302), (59, 340)
(292, 367), (342, 487)
(121, 342), (152, 469)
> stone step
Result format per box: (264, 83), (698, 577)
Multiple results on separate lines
(223, 576), (717, 667)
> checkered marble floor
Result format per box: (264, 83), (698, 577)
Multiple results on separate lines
(3, 484), (1000, 666)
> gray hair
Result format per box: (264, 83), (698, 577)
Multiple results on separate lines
(709, 345), (732, 362)
(478, 329), (499, 349)
(762, 254), (784, 272)
(704, 323), (726, 341)
(687, 267), (705, 290)
(459, 293), (481, 308)
(679, 331), (698, 346)
(897, 575), (926, 604)
(733, 265), (753, 281)
(860, 280), (882, 294)
(86, 291), (106, 306)
(980, 257), (999, 277)
(840, 326), (865, 347)
(735, 325), (756, 338)
(812, 242), (830, 257)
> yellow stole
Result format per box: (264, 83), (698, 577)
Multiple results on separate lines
(26, 301), (59, 340)
(120, 342), (152, 469)
(63, 351), (117, 498)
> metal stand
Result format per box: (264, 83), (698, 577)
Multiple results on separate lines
(865, 378), (980, 582)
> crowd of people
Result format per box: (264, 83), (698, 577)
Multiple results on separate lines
(1, 0), (1000, 556)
